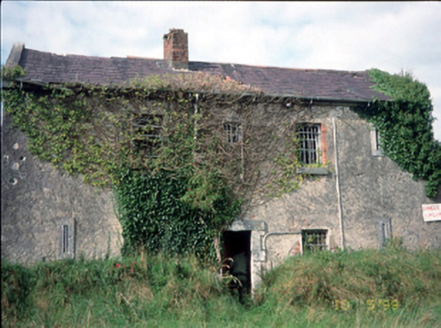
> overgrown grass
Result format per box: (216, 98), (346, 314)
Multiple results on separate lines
(2, 243), (440, 327)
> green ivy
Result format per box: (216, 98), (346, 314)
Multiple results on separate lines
(114, 168), (241, 260)
(358, 69), (441, 197)
(1, 65), (25, 80)
(9, 65), (427, 261)
(1, 68), (257, 260)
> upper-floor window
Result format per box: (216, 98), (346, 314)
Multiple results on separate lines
(370, 125), (384, 157)
(132, 114), (163, 154)
(224, 121), (241, 143)
(296, 124), (321, 164)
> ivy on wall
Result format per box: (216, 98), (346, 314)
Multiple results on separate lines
(3, 64), (439, 260)
(115, 168), (241, 259)
(2, 67), (308, 260)
(358, 69), (441, 198)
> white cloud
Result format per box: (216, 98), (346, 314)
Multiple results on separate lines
(2, 1), (441, 140)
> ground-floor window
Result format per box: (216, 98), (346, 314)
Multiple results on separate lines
(302, 229), (327, 252)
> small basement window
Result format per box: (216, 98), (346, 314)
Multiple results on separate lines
(302, 229), (327, 252)
(224, 121), (241, 143)
(132, 114), (163, 154)
(297, 124), (321, 164)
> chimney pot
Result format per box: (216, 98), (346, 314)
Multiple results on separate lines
(163, 28), (188, 70)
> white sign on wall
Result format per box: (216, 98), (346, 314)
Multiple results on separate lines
(422, 204), (441, 222)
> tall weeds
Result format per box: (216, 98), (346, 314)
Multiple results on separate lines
(2, 244), (440, 327)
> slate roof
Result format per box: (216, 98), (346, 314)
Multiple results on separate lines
(6, 44), (390, 102)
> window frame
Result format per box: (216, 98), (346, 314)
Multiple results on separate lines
(370, 125), (384, 157)
(131, 114), (164, 155)
(302, 229), (328, 253)
(58, 217), (75, 259)
(296, 123), (322, 165)
(224, 121), (241, 144)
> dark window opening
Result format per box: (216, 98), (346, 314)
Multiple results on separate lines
(63, 225), (68, 253)
(297, 124), (321, 164)
(224, 121), (241, 143)
(378, 218), (391, 248)
(302, 229), (327, 252)
(58, 218), (75, 260)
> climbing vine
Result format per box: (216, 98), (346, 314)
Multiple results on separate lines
(5, 63), (437, 259)
(2, 66), (309, 260)
(358, 69), (441, 197)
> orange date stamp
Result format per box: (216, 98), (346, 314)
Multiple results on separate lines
(333, 299), (400, 311)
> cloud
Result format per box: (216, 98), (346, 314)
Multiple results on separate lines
(2, 1), (441, 140)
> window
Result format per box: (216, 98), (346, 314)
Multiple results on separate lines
(296, 124), (321, 164)
(224, 121), (241, 143)
(370, 125), (384, 157)
(378, 217), (391, 248)
(58, 218), (75, 259)
(302, 230), (327, 252)
(132, 114), (163, 154)
(62, 225), (68, 253)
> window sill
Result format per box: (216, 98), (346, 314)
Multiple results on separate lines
(296, 167), (329, 175)
(372, 150), (384, 157)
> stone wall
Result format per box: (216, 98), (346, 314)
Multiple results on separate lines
(1, 115), (122, 265)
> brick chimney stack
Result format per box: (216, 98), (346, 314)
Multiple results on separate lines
(163, 28), (188, 70)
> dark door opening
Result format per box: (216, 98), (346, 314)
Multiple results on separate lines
(222, 231), (251, 295)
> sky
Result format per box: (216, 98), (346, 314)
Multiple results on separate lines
(2, 1), (441, 141)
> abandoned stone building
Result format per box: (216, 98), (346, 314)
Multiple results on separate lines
(2, 29), (440, 290)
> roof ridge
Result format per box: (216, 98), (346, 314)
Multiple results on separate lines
(6, 43), (387, 102)
(188, 60), (367, 74)
(23, 46), (368, 74)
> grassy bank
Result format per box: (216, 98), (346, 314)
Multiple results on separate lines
(2, 243), (440, 327)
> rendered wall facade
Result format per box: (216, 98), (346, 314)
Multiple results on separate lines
(2, 100), (440, 279)
(240, 104), (441, 288)
(1, 115), (122, 265)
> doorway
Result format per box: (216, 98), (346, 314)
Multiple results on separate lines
(222, 230), (251, 295)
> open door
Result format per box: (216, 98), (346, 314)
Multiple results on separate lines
(222, 230), (251, 295)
